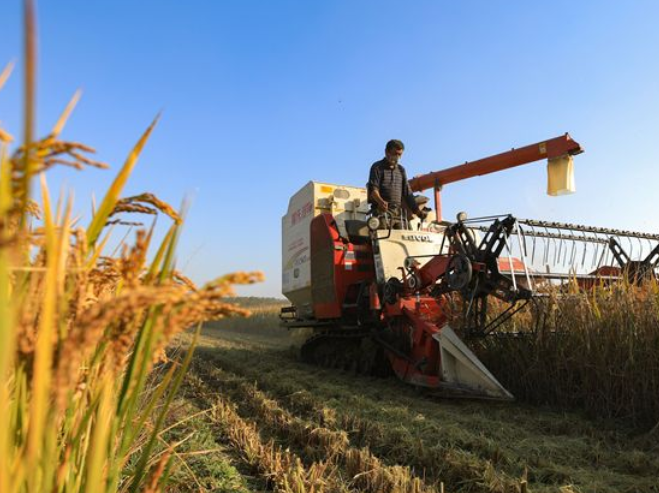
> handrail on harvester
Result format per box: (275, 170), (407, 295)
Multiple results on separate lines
(408, 133), (584, 219)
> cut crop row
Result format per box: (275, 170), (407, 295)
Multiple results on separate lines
(193, 343), (659, 493)
(184, 370), (342, 493)
(193, 348), (534, 493)
(189, 359), (436, 493)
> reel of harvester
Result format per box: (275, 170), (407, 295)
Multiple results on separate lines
(443, 214), (659, 337)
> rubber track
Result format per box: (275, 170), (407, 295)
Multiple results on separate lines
(300, 328), (389, 375)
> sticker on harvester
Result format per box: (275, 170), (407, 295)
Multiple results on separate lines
(539, 142), (547, 154)
(344, 263), (353, 270)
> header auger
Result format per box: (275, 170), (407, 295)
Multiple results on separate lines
(280, 135), (659, 400)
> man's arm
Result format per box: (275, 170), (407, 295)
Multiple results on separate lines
(369, 188), (388, 211)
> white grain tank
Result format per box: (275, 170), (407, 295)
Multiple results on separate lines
(282, 181), (370, 318)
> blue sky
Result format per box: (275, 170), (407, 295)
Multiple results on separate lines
(1, 1), (658, 297)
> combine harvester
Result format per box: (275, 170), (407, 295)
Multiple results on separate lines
(280, 134), (659, 399)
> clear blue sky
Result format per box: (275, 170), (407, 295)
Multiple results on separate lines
(1, 1), (658, 297)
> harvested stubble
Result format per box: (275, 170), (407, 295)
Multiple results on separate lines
(0, 5), (263, 491)
(207, 394), (340, 493)
(190, 335), (659, 493)
(470, 282), (659, 427)
(157, 397), (254, 492)
(189, 359), (435, 493)
(192, 346), (525, 493)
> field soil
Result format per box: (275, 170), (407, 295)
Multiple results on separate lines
(171, 316), (659, 493)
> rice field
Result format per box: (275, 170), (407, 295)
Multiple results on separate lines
(5, 3), (659, 493)
(169, 307), (659, 493)
(469, 282), (659, 428)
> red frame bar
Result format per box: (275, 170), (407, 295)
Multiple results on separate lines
(433, 183), (442, 221)
(409, 133), (583, 193)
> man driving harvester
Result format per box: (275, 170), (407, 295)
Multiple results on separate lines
(367, 139), (427, 229)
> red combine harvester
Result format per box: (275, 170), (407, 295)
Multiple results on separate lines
(280, 135), (659, 399)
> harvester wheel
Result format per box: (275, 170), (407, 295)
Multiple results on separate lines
(446, 254), (472, 291)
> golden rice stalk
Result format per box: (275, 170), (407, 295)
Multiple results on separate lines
(20, 0), (37, 218)
(53, 285), (183, 409)
(26, 174), (58, 464)
(86, 114), (160, 249)
(115, 193), (182, 225)
(142, 448), (172, 493)
(203, 271), (266, 298)
(50, 89), (80, 139)
(110, 202), (158, 217)
(2, 5), (263, 492)
(7, 136), (107, 231)
(25, 199), (41, 219)
(105, 219), (144, 227)
(173, 270), (197, 291)
(0, 61), (13, 90)
(84, 372), (115, 490)
(117, 228), (150, 288)
(0, 147), (13, 215)
(11, 139), (109, 174)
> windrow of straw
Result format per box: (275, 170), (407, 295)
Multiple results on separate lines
(210, 398), (339, 493)
(0, 4), (263, 491)
(192, 348), (531, 493)
(470, 282), (659, 427)
(194, 335), (659, 492)
(188, 361), (435, 493)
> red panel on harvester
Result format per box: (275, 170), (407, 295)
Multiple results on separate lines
(310, 214), (375, 319)
(310, 214), (341, 318)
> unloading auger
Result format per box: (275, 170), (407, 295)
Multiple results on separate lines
(280, 134), (659, 400)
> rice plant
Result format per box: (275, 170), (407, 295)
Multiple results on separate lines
(472, 281), (659, 427)
(0, 2), (262, 492)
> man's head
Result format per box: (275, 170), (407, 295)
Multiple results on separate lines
(385, 139), (404, 166)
